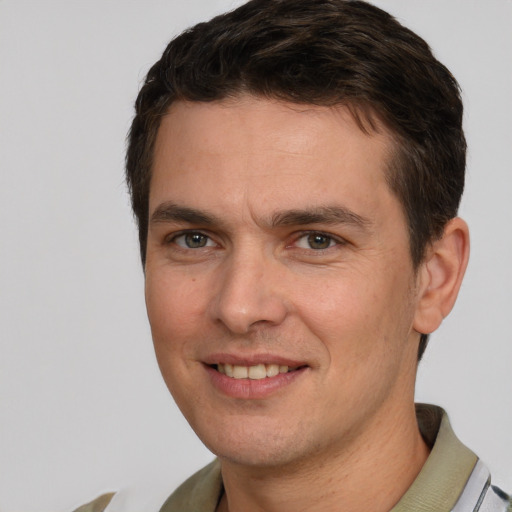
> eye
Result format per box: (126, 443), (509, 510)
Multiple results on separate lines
(294, 232), (338, 250)
(173, 232), (215, 249)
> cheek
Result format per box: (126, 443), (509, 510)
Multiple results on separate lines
(145, 271), (209, 353)
(295, 275), (376, 342)
(145, 272), (213, 407)
(294, 270), (412, 371)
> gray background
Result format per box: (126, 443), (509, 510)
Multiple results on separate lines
(1, 1), (511, 510)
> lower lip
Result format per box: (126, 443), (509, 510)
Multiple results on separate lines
(204, 365), (308, 399)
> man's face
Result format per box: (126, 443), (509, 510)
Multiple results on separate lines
(145, 97), (423, 469)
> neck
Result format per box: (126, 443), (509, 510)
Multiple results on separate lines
(217, 402), (429, 512)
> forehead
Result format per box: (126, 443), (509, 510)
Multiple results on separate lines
(156, 96), (391, 157)
(150, 96), (396, 220)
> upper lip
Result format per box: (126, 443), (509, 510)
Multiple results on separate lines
(202, 352), (308, 367)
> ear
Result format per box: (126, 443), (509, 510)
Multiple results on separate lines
(413, 217), (470, 335)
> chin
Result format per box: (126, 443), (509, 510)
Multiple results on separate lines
(216, 443), (304, 469)
(196, 418), (317, 469)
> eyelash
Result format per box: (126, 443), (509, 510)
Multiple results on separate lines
(167, 231), (217, 249)
(292, 231), (344, 251)
(166, 230), (345, 252)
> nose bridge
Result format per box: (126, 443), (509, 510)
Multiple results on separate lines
(211, 243), (288, 334)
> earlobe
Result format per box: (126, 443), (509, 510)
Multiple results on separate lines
(413, 217), (470, 335)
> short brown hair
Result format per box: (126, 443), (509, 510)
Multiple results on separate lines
(126, 0), (466, 359)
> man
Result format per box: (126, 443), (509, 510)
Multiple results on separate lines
(78, 0), (510, 510)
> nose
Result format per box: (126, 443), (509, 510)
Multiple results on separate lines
(210, 251), (289, 334)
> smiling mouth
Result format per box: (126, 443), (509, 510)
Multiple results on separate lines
(214, 363), (304, 380)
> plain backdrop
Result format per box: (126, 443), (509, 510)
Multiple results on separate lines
(1, 1), (511, 511)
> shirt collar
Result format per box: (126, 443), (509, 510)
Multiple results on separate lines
(391, 404), (478, 512)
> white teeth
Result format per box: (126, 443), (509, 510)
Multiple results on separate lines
(216, 363), (297, 379)
(265, 364), (279, 377)
(224, 363), (234, 377)
(233, 365), (248, 379)
(248, 364), (266, 379)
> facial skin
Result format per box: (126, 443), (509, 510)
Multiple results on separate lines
(145, 96), (444, 508)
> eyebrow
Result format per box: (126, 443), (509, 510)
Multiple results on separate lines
(150, 202), (372, 231)
(270, 206), (371, 229)
(150, 202), (221, 226)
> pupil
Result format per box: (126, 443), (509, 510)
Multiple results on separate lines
(308, 234), (330, 249)
(185, 233), (207, 248)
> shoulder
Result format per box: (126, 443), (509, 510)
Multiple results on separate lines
(70, 461), (221, 512)
(159, 459), (223, 512)
(71, 492), (115, 512)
